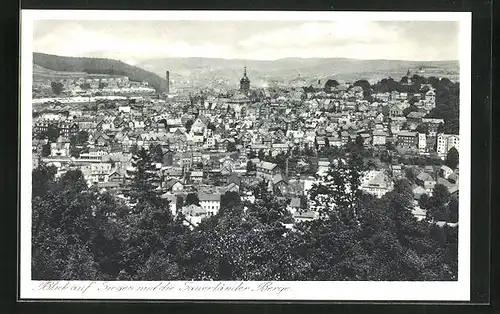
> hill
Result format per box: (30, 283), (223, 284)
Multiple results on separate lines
(138, 57), (459, 88)
(33, 53), (169, 92)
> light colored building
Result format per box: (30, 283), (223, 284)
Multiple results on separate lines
(256, 161), (280, 181)
(437, 133), (460, 159)
(372, 131), (388, 146)
(198, 193), (221, 216)
(118, 105), (131, 113)
(50, 142), (70, 157)
(360, 170), (394, 198)
(418, 133), (427, 152)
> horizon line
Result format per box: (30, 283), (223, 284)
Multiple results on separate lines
(32, 51), (459, 64)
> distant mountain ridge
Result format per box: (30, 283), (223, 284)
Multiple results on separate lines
(32, 53), (460, 93)
(138, 57), (459, 85)
(33, 53), (169, 92)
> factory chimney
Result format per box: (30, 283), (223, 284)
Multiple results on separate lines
(165, 70), (170, 94)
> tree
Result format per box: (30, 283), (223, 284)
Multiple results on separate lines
(308, 152), (365, 222)
(185, 119), (194, 133)
(403, 104), (419, 116)
(426, 184), (451, 221)
(41, 143), (51, 157)
(46, 124), (61, 143)
(418, 193), (430, 209)
(185, 193), (200, 206)
(405, 167), (416, 183)
(385, 141), (395, 152)
(226, 141), (236, 152)
(32, 170), (100, 280)
(150, 144), (164, 164)
(207, 122), (216, 132)
(51, 81), (64, 95)
(445, 147), (459, 169)
(80, 83), (91, 90)
(219, 191), (243, 218)
(246, 160), (256, 172)
(70, 130), (89, 146)
(248, 150), (256, 159)
(353, 79), (372, 91)
(415, 123), (429, 134)
(70, 146), (82, 158)
(449, 195), (459, 223)
(130, 143), (139, 155)
(355, 135), (364, 151)
(258, 149), (266, 160)
(127, 147), (163, 205)
(32, 164), (57, 198)
(324, 79), (339, 91)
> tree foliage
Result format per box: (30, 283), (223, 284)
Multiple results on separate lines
(32, 145), (458, 281)
(50, 81), (64, 95)
(445, 147), (459, 169)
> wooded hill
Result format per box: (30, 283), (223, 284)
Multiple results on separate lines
(33, 52), (169, 93)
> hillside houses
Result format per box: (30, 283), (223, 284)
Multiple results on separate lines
(32, 72), (459, 227)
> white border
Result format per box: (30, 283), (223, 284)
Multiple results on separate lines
(20, 10), (472, 301)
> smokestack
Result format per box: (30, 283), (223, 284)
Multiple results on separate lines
(165, 71), (170, 94)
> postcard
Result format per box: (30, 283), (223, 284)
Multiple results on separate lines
(20, 10), (471, 301)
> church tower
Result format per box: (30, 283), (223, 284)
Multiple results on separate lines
(406, 69), (412, 85)
(240, 67), (250, 96)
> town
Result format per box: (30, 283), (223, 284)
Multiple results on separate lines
(31, 67), (460, 228)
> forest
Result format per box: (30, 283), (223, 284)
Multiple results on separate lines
(32, 148), (458, 281)
(33, 52), (169, 93)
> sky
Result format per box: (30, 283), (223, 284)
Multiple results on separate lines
(33, 20), (460, 65)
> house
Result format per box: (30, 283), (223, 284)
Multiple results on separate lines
(118, 105), (131, 113)
(190, 117), (207, 134)
(326, 135), (342, 147)
(107, 168), (126, 184)
(256, 161), (280, 181)
(340, 131), (350, 144)
(224, 181), (240, 193)
(389, 104), (403, 117)
(416, 172), (436, 195)
(375, 113), (385, 123)
(287, 197), (302, 215)
(315, 137), (326, 149)
(440, 165), (454, 179)
(360, 133), (371, 145)
(165, 178), (184, 193)
(198, 193), (221, 216)
(48, 141), (70, 157)
(412, 185), (427, 200)
(164, 168), (183, 180)
(360, 170), (394, 198)
(273, 173), (289, 195)
(418, 133), (427, 152)
(397, 131), (418, 149)
(293, 210), (319, 223)
(81, 162), (113, 185)
(160, 192), (177, 215)
(316, 159), (330, 177)
(406, 111), (426, 124)
(392, 164), (403, 178)
(436, 133), (459, 159)
(421, 118), (444, 137)
(190, 171), (204, 183)
(181, 204), (208, 226)
(372, 130), (388, 146)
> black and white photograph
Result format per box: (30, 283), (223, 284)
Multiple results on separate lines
(20, 10), (471, 301)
